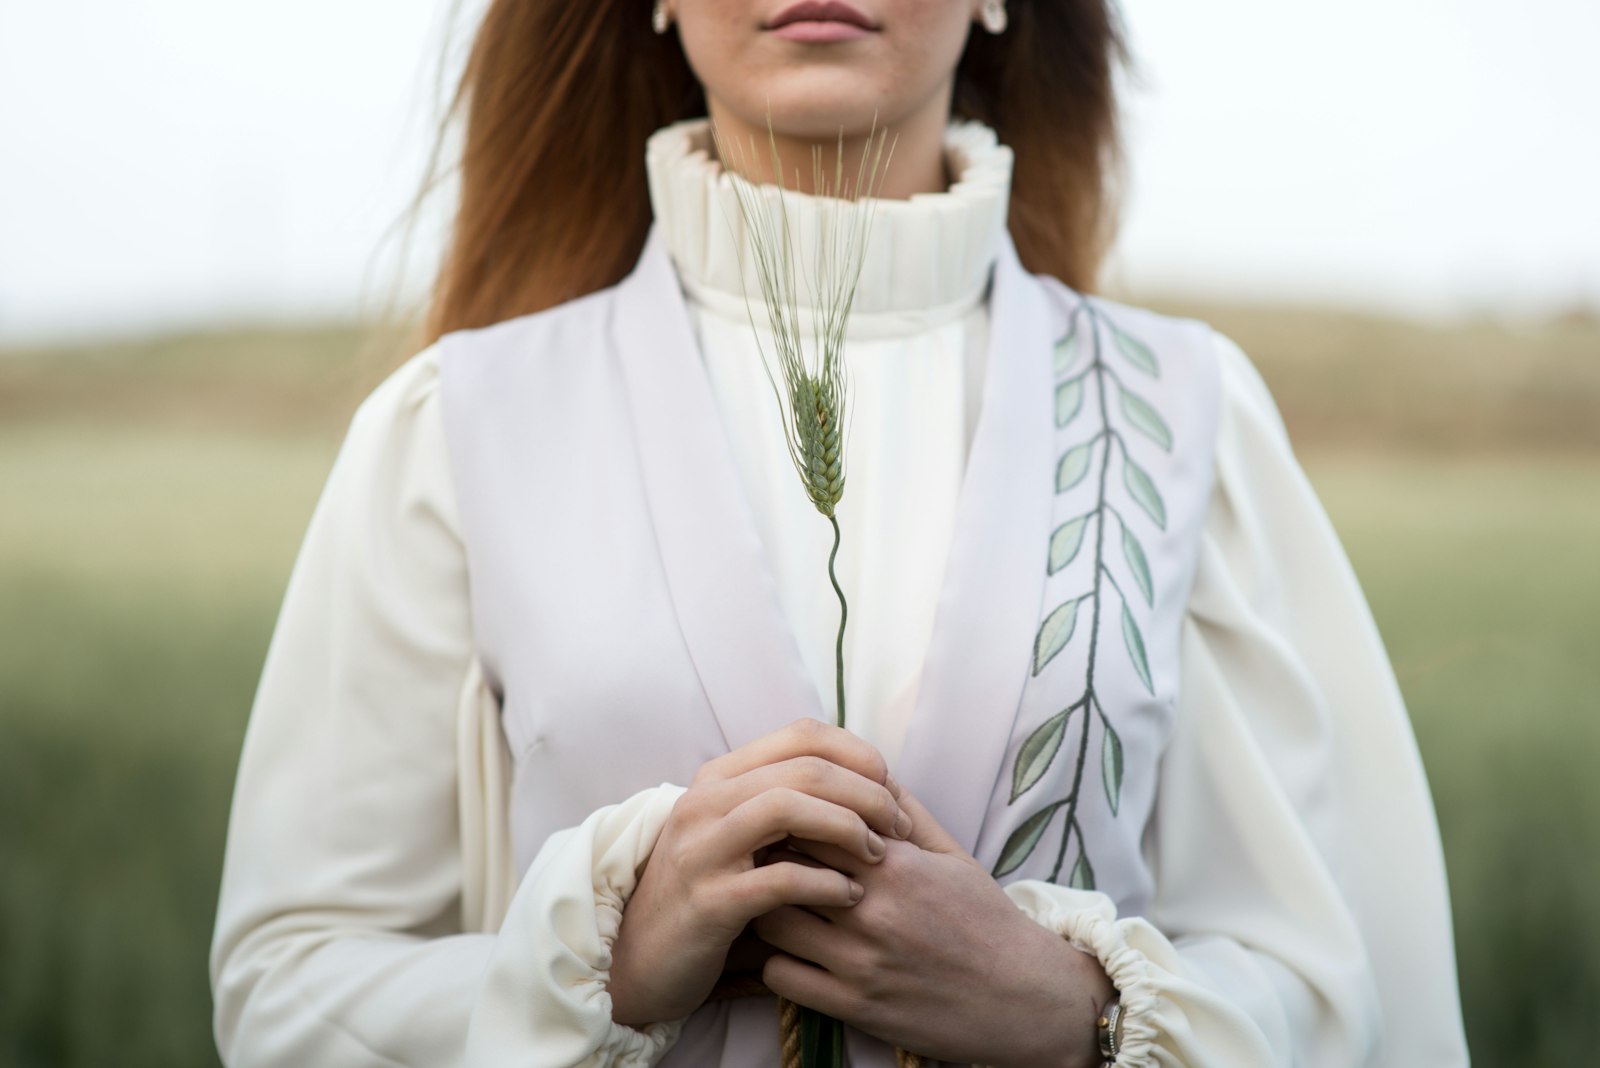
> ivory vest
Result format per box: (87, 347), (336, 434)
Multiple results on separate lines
(438, 220), (1221, 1067)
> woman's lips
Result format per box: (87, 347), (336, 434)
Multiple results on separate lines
(765, 1), (877, 43)
(770, 20), (873, 42)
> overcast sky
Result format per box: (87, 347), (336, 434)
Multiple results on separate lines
(1, 0), (1597, 344)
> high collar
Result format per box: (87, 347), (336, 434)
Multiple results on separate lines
(643, 115), (1013, 339)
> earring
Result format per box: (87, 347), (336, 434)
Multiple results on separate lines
(979, 0), (1007, 34)
(652, 0), (671, 34)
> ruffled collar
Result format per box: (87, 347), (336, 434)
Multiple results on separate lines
(644, 115), (1013, 339)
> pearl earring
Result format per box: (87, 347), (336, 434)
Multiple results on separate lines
(652, 0), (671, 34)
(980, 0), (1007, 34)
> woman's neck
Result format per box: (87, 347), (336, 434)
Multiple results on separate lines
(703, 90), (955, 200)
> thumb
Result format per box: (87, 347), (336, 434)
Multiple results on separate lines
(893, 784), (965, 856)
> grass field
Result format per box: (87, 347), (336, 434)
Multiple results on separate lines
(1, 309), (1597, 1066)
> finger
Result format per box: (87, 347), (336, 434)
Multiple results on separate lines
(695, 717), (897, 798)
(758, 756), (899, 841)
(777, 837), (867, 879)
(893, 784), (965, 856)
(720, 788), (888, 867)
(758, 847), (860, 925)
(717, 754), (907, 839)
(721, 861), (864, 924)
(762, 951), (854, 1021)
(752, 904), (851, 970)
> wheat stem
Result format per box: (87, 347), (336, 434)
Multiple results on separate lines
(827, 513), (847, 727)
(707, 117), (893, 1068)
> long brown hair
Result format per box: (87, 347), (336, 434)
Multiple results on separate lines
(420, 0), (1128, 343)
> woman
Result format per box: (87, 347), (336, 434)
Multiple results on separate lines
(209, 1), (1470, 1065)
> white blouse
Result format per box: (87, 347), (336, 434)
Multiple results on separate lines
(209, 121), (1469, 1067)
(645, 115), (1013, 767)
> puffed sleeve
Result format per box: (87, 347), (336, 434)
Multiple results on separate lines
(209, 345), (690, 1068)
(1000, 333), (1469, 1065)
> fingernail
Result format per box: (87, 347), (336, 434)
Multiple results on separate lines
(848, 880), (865, 902)
(893, 808), (913, 839)
(866, 830), (886, 859)
(885, 773), (903, 798)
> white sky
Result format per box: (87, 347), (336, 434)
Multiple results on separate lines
(1, 0), (1597, 344)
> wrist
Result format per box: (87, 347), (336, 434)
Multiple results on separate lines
(992, 924), (1115, 1068)
(608, 908), (723, 1026)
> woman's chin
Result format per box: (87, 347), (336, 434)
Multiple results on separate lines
(716, 81), (901, 141)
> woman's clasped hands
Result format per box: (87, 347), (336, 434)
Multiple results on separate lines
(608, 718), (1114, 1068)
(608, 717), (907, 1025)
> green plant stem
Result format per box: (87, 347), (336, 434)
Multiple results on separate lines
(827, 513), (847, 728)
(804, 515), (849, 1068)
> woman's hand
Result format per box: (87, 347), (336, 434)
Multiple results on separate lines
(608, 717), (913, 1027)
(753, 788), (1115, 1068)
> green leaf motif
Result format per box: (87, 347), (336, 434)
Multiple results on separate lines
(1121, 601), (1154, 694)
(1011, 708), (1072, 802)
(1068, 848), (1096, 891)
(1122, 453), (1167, 530)
(1119, 387), (1173, 451)
(1056, 441), (1093, 493)
(1120, 523), (1153, 606)
(1055, 376), (1086, 427)
(1048, 515), (1090, 575)
(1101, 723), (1124, 815)
(1053, 329), (1080, 376)
(1032, 598), (1081, 676)
(1113, 326), (1159, 378)
(994, 803), (1063, 878)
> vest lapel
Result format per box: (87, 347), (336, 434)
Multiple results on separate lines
(612, 222), (828, 752)
(892, 232), (1058, 856)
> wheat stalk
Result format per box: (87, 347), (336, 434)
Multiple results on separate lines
(710, 114), (893, 522)
(707, 114), (894, 1068)
(710, 112), (892, 728)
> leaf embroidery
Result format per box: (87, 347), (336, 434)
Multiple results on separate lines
(1055, 441), (1093, 493)
(1122, 452), (1167, 530)
(1119, 386), (1173, 451)
(1048, 515), (1090, 575)
(1120, 521), (1153, 606)
(1011, 706), (1075, 802)
(995, 300), (1173, 886)
(1121, 601), (1153, 694)
(1113, 324), (1159, 377)
(1053, 329), (1081, 377)
(1056, 375), (1086, 428)
(994, 801), (1066, 878)
(1068, 849), (1096, 891)
(1101, 720), (1124, 815)
(1032, 597), (1083, 676)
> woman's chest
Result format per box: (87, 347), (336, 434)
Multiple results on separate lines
(437, 234), (1221, 914)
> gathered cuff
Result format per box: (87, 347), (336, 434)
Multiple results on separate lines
(589, 878), (687, 1064)
(464, 783), (692, 1067)
(1000, 881), (1165, 1067)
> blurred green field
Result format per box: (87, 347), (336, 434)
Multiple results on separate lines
(2, 309), (1597, 1066)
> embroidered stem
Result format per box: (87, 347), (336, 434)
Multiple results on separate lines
(1001, 298), (1168, 887)
(1046, 308), (1108, 880)
(828, 513), (847, 727)
(1050, 801), (1076, 878)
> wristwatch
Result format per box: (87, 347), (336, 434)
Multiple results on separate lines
(1096, 996), (1124, 1064)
